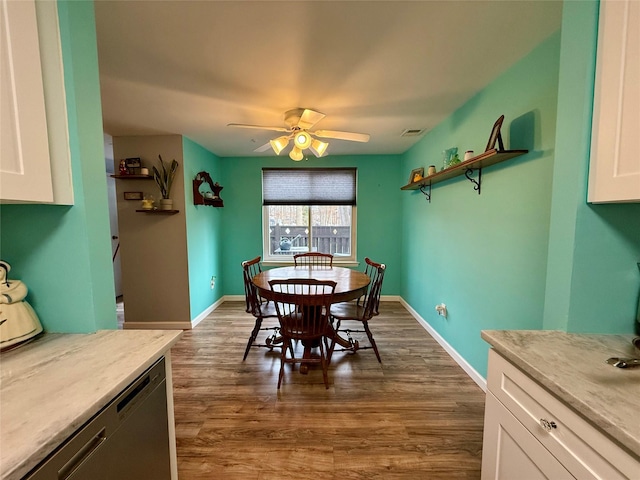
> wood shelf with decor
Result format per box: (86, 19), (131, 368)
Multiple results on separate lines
(135, 209), (179, 215)
(401, 149), (528, 202)
(193, 171), (223, 207)
(111, 174), (153, 180)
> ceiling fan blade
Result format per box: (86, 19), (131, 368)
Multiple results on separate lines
(313, 130), (370, 143)
(227, 123), (289, 133)
(253, 142), (273, 153)
(297, 109), (326, 130)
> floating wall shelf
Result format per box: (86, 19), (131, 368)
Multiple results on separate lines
(401, 149), (528, 202)
(111, 174), (153, 180)
(135, 209), (179, 215)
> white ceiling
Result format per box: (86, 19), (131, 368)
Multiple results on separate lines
(94, 1), (562, 158)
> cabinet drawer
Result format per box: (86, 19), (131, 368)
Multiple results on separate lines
(482, 392), (573, 480)
(487, 349), (639, 479)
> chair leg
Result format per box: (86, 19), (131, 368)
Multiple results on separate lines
(363, 321), (381, 363)
(327, 337), (335, 364)
(327, 319), (340, 363)
(277, 337), (291, 389)
(323, 335), (332, 364)
(243, 317), (263, 361)
(318, 339), (330, 389)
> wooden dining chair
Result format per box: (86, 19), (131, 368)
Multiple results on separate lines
(268, 279), (337, 389)
(328, 258), (386, 363)
(241, 256), (280, 361)
(293, 252), (334, 267)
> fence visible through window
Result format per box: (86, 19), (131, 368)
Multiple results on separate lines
(269, 225), (351, 256)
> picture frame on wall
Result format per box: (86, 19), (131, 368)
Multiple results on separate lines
(123, 191), (143, 201)
(485, 115), (505, 152)
(125, 157), (141, 168)
(125, 157), (142, 175)
(408, 167), (424, 184)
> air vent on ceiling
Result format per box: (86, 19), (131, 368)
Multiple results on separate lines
(401, 129), (425, 137)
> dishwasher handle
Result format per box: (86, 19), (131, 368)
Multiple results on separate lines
(57, 428), (107, 480)
(116, 369), (162, 422)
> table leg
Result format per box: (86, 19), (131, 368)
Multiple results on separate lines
(331, 330), (352, 349)
(299, 331), (353, 374)
(299, 339), (317, 374)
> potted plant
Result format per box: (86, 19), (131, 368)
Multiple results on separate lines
(152, 155), (178, 210)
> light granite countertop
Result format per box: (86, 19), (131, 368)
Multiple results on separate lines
(0, 329), (182, 480)
(482, 330), (640, 460)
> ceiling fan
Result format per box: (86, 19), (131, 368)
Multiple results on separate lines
(228, 108), (370, 161)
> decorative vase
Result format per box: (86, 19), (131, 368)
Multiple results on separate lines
(160, 198), (173, 211)
(442, 147), (458, 170)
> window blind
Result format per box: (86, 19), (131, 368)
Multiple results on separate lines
(262, 168), (357, 206)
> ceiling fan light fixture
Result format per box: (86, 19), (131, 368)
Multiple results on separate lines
(310, 138), (329, 157)
(270, 136), (290, 155)
(293, 131), (312, 150)
(289, 146), (304, 161)
(228, 108), (370, 159)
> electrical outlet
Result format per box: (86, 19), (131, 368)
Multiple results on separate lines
(435, 303), (447, 318)
(210, 276), (216, 289)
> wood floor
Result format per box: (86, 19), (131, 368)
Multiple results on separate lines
(171, 301), (486, 479)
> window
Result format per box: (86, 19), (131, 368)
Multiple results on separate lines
(262, 168), (357, 263)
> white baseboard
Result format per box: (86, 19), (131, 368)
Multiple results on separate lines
(190, 297), (225, 328)
(124, 296), (227, 331)
(399, 297), (487, 392)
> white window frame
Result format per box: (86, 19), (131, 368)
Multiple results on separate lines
(262, 205), (357, 265)
(261, 167), (358, 265)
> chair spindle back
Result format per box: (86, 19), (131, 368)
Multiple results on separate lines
(242, 256), (263, 315)
(362, 257), (386, 319)
(268, 279), (336, 341)
(293, 252), (334, 268)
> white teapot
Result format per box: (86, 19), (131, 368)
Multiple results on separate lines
(0, 260), (43, 350)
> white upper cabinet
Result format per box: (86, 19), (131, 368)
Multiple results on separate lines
(588, 0), (640, 203)
(0, 0), (73, 205)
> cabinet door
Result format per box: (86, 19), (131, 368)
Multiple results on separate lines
(588, 0), (640, 203)
(0, 0), (54, 203)
(481, 392), (574, 480)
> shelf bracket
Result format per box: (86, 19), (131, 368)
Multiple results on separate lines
(464, 168), (482, 195)
(419, 184), (431, 203)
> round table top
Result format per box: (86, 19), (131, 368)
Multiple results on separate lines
(252, 266), (370, 303)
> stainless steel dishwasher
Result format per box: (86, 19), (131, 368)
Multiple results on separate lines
(25, 358), (171, 480)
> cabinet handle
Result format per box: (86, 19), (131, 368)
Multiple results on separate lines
(540, 418), (557, 432)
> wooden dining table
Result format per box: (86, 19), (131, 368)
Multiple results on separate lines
(252, 265), (370, 304)
(252, 265), (370, 370)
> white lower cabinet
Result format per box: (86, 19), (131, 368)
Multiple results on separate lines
(483, 391), (573, 480)
(482, 349), (639, 480)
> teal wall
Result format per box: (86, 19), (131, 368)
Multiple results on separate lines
(0, 0), (115, 332)
(219, 155), (403, 296)
(1, 0), (637, 384)
(544, 0), (640, 333)
(401, 32), (561, 377)
(400, 0), (640, 378)
(183, 138), (224, 319)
